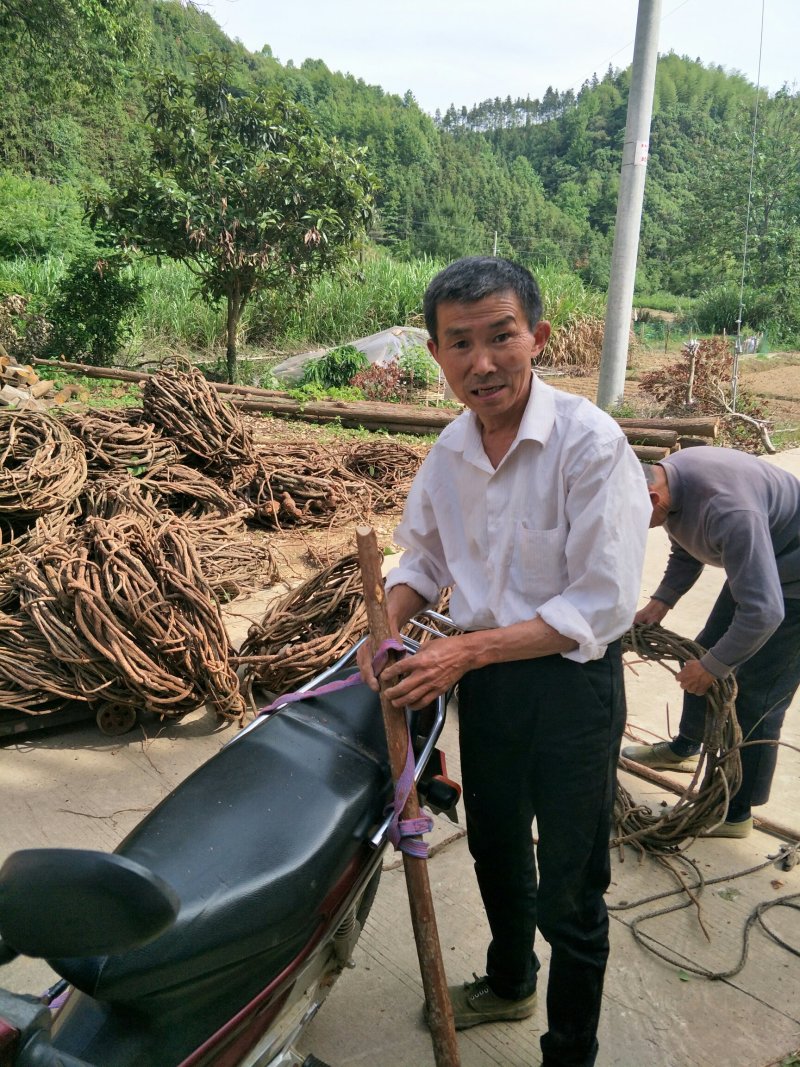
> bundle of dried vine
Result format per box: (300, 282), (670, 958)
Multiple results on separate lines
(188, 514), (279, 599)
(140, 463), (242, 518)
(237, 551), (368, 699)
(613, 623), (742, 852)
(59, 409), (182, 474)
(0, 516), (42, 609)
(77, 480), (269, 601)
(233, 447), (367, 528)
(142, 368), (257, 474)
(342, 440), (424, 511)
(0, 508), (77, 610)
(0, 410), (87, 518)
(17, 514), (246, 723)
(0, 609), (86, 716)
(79, 474), (164, 523)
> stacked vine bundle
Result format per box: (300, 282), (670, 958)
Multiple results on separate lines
(0, 369), (428, 735)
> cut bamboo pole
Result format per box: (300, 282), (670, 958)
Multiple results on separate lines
(356, 525), (460, 1067)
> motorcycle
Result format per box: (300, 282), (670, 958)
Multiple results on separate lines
(0, 620), (461, 1067)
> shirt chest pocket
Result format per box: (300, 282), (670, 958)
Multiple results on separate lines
(515, 523), (568, 587)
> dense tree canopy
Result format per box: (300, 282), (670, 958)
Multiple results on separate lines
(3, 0), (800, 341)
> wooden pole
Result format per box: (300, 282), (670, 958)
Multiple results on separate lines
(618, 757), (800, 842)
(355, 525), (460, 1067)
(615, 415), (719, 438)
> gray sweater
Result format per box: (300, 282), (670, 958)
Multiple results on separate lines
(654, 447), (800, 677)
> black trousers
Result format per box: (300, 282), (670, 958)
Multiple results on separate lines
(678, 585), (800, 818)
(457, 642), (625, 1067)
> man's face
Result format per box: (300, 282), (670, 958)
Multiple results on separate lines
(427, 292), (550, 427)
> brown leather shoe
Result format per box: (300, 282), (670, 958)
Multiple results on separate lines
(441, 974), (537, 1030)
(621, 740), (699, 773)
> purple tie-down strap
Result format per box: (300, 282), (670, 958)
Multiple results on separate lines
(258, 637), (405, 715)
(386, 720), (434, 859)
(259, 638), (433, 858)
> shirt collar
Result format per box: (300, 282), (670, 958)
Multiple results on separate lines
(439, 373), (556, 467)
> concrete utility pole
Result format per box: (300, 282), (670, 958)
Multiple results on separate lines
(596, 0), (662, 410)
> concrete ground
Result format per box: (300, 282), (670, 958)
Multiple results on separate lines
(1, 452), (799, 1067)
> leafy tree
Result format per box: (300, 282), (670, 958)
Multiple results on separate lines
(677, 90), (800, 297)
(92, 57), (376, 380)
(0, 0), (145, 79)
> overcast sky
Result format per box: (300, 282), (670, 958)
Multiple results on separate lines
(197, 0), (797, 115)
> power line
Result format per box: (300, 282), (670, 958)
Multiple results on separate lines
(596, 0), (695, 75)
(732, 0), (765, 409)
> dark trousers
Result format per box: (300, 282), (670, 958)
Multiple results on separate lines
(678, 586), (800, 818)
(457, 643), (625, 1067)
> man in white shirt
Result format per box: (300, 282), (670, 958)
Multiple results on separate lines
(359, 257), (650, 1067)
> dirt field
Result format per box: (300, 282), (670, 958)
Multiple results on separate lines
(542, 345), (800, 446)
(247, 345), (800, 591)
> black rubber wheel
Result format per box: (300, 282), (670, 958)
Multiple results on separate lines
(302, 1057), (333, 1067)
(95, 704), (137, 736)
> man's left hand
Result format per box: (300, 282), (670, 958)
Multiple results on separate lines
(379, 636), (471, 710)
(676, 659), (716, 695)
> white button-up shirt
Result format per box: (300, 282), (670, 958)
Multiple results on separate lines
(386, 374), (651, 662)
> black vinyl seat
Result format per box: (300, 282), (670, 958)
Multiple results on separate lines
(52, 673), (391, 1008)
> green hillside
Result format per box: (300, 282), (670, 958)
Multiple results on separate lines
(1, 0), (798, 358)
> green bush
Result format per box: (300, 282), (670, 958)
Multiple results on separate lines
(289, 382), (365, 403)
(533, 263), (605, 329)
(43, 252), (142, 365)
(758, 286), (800, 347)
(695, 285), (773, 335)
(0, 254), (67, 304)
(133, 258), (225, 352)
(398, 343), (438, 388)
(635, 291), (697, 315)
(300, 344), (369, 388)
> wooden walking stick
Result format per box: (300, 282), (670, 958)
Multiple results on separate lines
(356, 525), (461, 1067)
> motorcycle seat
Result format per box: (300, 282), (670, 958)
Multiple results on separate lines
(52, 672), (392, 1008)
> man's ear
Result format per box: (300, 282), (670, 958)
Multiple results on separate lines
(427, 337), (440, 365)
(531, 320), (551, 357)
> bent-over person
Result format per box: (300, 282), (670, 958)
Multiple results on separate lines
(623, 448), (800, 837)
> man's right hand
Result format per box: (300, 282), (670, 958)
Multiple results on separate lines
(634, 598), (671, 625)
(357, 638), (382, 693)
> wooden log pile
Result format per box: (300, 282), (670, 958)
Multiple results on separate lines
(616, 416), (719, 461)
(30, 358), (721, 453)
(0, 356), (51, 409)
(0, 355), (82, 409)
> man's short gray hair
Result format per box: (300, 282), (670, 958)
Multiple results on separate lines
(641, 462), (659, 487)
(423, 256), (543, 342)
